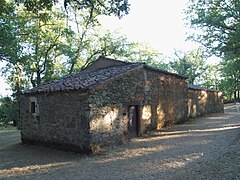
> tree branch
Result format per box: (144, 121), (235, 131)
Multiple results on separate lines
(40, 34), (61, 74)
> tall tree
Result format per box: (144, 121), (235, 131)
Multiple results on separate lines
(0, 1), (17, 61)
(198, 64), (221, 90)
(64, 0), (130, 74)
(0, 96), (19, 127)
(64, 0), (130, 18)
(185, 0), (240, 57)
(1, 0), (166, 91)
(0, 0), (27, 102)
(170, 49), (207, 84)
(1, 1), (71, 87)
(66, 28), (168, 71)
(1, 0), (130, 75)
(219, 58), (240, 100)
(122, 43), (168, 70)
(0, 0), (134, 126)
(18, 0), (130, 19)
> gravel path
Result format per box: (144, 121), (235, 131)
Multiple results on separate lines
(0, 103), (240, 179)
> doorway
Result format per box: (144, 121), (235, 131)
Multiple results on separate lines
(128, 105), (140, 137)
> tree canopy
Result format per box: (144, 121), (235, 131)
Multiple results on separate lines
(0, 0), (132, 126)
(1, 0), (240, 127)
(219, 57), (240, 100)
(0, 96), (18, 127)
(64, 0), (130, 18)
(169, 49), (207, 84)
(17, 0), (130, 19)
(185, 0), (240, 58)
(185, 0), (240, 100)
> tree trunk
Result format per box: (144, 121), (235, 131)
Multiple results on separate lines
(69, 62), (75, 74)
(234, 91), (237, 100)
(36, 70), (41, 86)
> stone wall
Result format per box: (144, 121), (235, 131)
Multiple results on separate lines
(88, 66), (145, 146)
(188, 89), (224, 118)
(20, 91), (92, 153)
(20, 65), (189, 153)
(88, 67), (189, 148)
(22, 63), (225, 153)
(143, 69), (188, 129)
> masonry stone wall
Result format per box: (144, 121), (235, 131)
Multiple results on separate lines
(20, 91), (91, 153)
(21, 64), (225, 154)
(88, 67), (189, 148)
(88, 67), (145, 146)
(188, 89), (224, 118)
(143, 69), (188, 129)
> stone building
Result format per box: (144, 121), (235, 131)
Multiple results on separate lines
(20, 57), (223, 153)
(20, 57), (189, 153)
(188, 84), (224, 118)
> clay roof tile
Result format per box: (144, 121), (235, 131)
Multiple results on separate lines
(23, 63), (141, 94)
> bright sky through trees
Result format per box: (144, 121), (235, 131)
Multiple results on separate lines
(99, 0), (197, 56)
(0, 0), (217, 96)
(0, 62), (11, 96)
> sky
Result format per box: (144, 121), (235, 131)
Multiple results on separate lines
(0, 62), (11, 97)
(0, 0), (218, 97)
(99, 0), (198, 56)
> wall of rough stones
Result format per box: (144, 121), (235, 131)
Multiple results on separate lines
(20, 62), (225, 153)
(188, 89), (224, 118)
(88, 67), (189, 147)
(88, 66), (145, 146)
(20, 65), (190, 152)
(143, 69), (188, 129)
(20, 91), (92, 153)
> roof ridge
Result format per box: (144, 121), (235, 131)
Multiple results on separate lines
(97, 56), (134, 64)
(23, 63), (142, 94)
(188, 84), (221, 92)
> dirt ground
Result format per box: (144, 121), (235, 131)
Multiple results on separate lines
(0, 104), (240, 179)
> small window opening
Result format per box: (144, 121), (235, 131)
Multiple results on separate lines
(31, 101), (36, 113)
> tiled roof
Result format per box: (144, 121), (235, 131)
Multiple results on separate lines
(24, 63), (142, 94)
(188, 84), (221, 92)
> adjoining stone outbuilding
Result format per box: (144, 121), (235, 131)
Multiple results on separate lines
(20, 57), (188, 153)
(188, 84), (224, 118)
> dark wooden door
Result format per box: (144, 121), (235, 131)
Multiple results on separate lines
(128, 105), (139, 137)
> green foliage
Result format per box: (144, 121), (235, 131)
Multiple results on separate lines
(0, 0), (167, 95)
(199, 64), (221, 90)
(13, 0), (130, 75)
(219, 58), (240, 100)
(64, 0), (130, 19)
(1, 1), (72, 89)
(0, 0), (130, 85)
(0, 1), (18, 62)
(0, 97), (19, 127)
(169, 49), (207, 84)
(185, 0), (240, 100)
(126, 44), (168, 70)
(64, 0), (130, 74)
(16, 0), (58, 12)
(18, 0), (130, 19)
(185, 0), (240, 57)
(87, 30), (167, 70)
